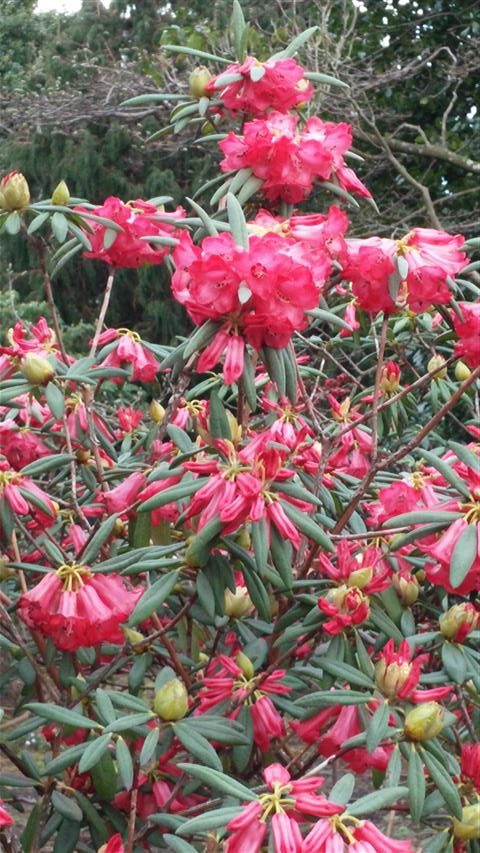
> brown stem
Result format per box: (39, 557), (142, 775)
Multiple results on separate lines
(371, 314), (389, 461)
(89, 267), (116, 357)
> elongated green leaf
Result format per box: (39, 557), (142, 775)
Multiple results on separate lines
(231, 2), (246, 60)
(385, 746), (402, 787)
(51, 212), (69, 243)
(95, 689), (116, 725)
(408, 745), (425, 822)
(270, 25), (319, 59)
(140, 726), (160, 767)
(347, 786), (408, 817)
(441, 642), (467, 683)
(226, 192), (249, 249)
(51, 790), (83, 822)
(369, 604), (404, 643)
(419, 747), (462, 819)
(81, 514), (119, 564)
(298, 690), (372, 708)
(115, 736), (134, 789)
(209, 390), (232, 439)
(176, 762), (256, 801)
(304, 70), (350, 89)
(185, 197), (219, 236)
(174, 722), (222, 770)
(180, 716), (248, 745)
(163, 836), (198, 853)
(270, 526), (293, 590)
(102, 712), (155, 733)
(329, 773), (355, 806)
(21, 453), (74, 477)
(307, 308), (353, 332)
(448, 441), (480, 472)
(78, 734), (112, 773)
(282, 345), (298, 404)
(384, 510), (463, 528)
(128, 570), (180, 626)
(24, 703), (100, 730)
(262, 345), (286, 396)
(318, 658), (374, 689)
(450, 523), (477, 589)
(45, 382), (65, 419)
(183, 319), (219, 359)
(185, 516), (223, 567)
(161, 44), (232, 64)
(417, 449), (471, 499)
(137, 479), (205, 512)
(237, 174), (263, 204)
(251, 517), (269, 572)
(366, 701), (390, 753)
(41, 743), (87, 777)
(280, 500), (334, 552)
(176, 807), (243, 836)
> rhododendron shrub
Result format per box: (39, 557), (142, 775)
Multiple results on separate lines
(0, 4), (479, 853)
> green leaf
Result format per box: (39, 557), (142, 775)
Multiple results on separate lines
(317, 658), (374, 690)
(231, 1), (246, 60)
(163, 837), (198, 853)
(53, 818), (81, 853)
(166, 423), (195, 452)
(280, 500), (334, 552)
(304, 70), (349, 89)
(365, 701), (390, 754)
(408, 745), (425, 823)
(419, 747), (462, 819)
(329, 773), (355, 806)
(45, 382), (65, 419)
(450, 523), (477, 589)
(5, 211), (21, 234)
(209, 390), (232, 439)
(24, 703), (100, 730)
(298, 690), (373, 709)
(176, 807), (243, 836)
(91, 750), (117, 801)
(20, 804), (41, 853)
(226, 192), (249, 249)
(416, 449), (471, 499)
(51, 212), (69, 243)
(161, 44), (232, 64)
(27, 211), (50, 234)
(41, 743), (87, 777)
(307, 307), (353, 331)
(78, 734), (112, 773)
(262, 345), (286, 396)
(237, 174), (263, 204)
(383, 510), (463, 528)
(82, 514), (120, 564)
(174, 721), (222, 770)
(183, 319), (219, 360)
(448, 441), (480, 472)
(441, 642), (467, 683)
(347, 785), (408, 817)
(20, 453), (74, 477)
(232, 704), (253, 773)
(269, 526), (293, 590)
(385, 746), (402, 787)
(115, 736), (134, 790)
(270, 25), (319, 59)
(185, 516), (223, 567)
(140, 726), (160, 767)
(94, 689), (116, 725)
(128, 570), (180, 626)
(369, 604), (404, 643)
(51, 790), (83, 822)
(176, 762), (256, 801)
(137, 479), (205, 512)
(251, 517), (269, 572)
(181, 716), (248, 745)
(282, 345), (298, 404)
(103, 712), (155, 733)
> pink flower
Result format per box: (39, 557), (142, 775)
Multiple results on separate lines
(316, 541), (391, 595)
(0, 798), (14, 827)
(318, 586), (370, 635)
(421, 516), (480, 595)
(75, 197), (185, 268)
(0, 459), (56, 526)
(99, 835), (124, 853)
(207, 56), (313, 116)
(302, 818), (415, 853)
(102, 471), (147, 515)
(18, 565), (143, 651)
(453, 302), (480, 368)
(94, 328), (160, 383)
(460, 743), (480, 792)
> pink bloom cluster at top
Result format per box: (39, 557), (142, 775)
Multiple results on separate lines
(219, 112), (371, 203)
(172, 229), (321, 383)
(75, 197), (185, 268)
(206, 56), (313, 115)
(342, 227), (468, 315)
(453, 301), (480, 368)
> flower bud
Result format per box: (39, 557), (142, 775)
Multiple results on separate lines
(235, 652), (255, 680)
(375, 658), (413, 701)
(0, 171), (30, 210)
(392, 569), (420, 606)
(380, 361), (401, 394)
(51, 180), (70, 206)
(153, 677), (188, 721)
(149, 400), (165, 423)
(76, 449), (92, 465)
(19, 354), (55, 386)
(224, 585), (254, 619)
(235, 527), (251, 550)
(123, 627), (144, 646)
(404, 701), (444, 741)
(452, 803), (480, 840)
(189, 66), (212, 99)
(455, 360), (471, 381)
(439, 603), (478, 644)
(427, 354), (447, 380)
(347, 567), (372, 590)
(0, 556), (14, 581)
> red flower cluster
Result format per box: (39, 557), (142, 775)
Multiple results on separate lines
(206, 56), (313, 115)
(94, 328), (160, 383)
(219, 112), (370, 203)
(75, 197), (185, 268)
(453, 302), (480, 368)
(172, 230), (320, 383)
(18, 564), (142, 651)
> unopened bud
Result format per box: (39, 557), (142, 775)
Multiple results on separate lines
(439, 603), (478, 644)
(20, 354), (55, 386)
(76, 449), (91, 465)
(347, 567), (372, 590)
(224, 586), (254, 619)
(455, 360), (471, 382)
(189, 66), (212, 99)
(380, 361), (401, 394)
(149, 400), (165, 423)
(392, 570), (420, 606)
(123, 627), (144, 646)
(452, 803), (480, 840)
(375, 659), (413, 701)
(235, 528), (251, 550)
(51, 180), (70, 206)
(153, 677), (188, 721)
(404, 701), (444, 741)
(0, 556), (14, 581)
(235, 652), (255, 680)
(0, 171), (30, 210)
(427, 354), (447, 380)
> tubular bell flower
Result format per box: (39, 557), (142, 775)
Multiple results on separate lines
(206, 56), (313, 116)
(318, 585), (370, 635)
(18, 564), (143, 651)
(453, 302), (480, 368)
(75, 197), (185, 268)
(316, 541), (392, 595)
(225, 763), (342, 853)
(0, 798), (14, 827)
(98, 836), (124, 853)
(302, 816), (415, 853)
(0, 459), (56, 526)
(93, 328), (160, 383)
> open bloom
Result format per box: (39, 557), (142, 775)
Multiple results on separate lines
(375, 639), (451, 703)
(316, 541), (392, 595)
(18, 564), (143, 651)
(302, 816), (415, 853)
(219, 112), (370, 204)
(0, 798), (14, 827)
(318, 585), (370, 635)
(93, 328), (160, 383)
(225, 763), (342, 853)
(206, 56), (313, 115)
(0, 459), (56, 526)
(75, 197), (185, 268)
(453, 302), (480, 368)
